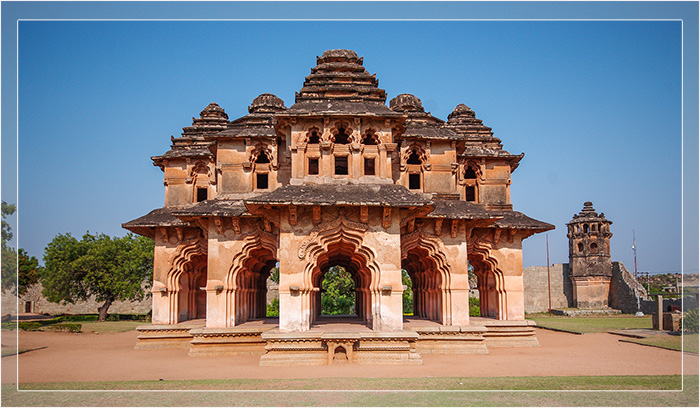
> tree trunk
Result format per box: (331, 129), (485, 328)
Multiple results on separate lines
(97, 298), (113, 322)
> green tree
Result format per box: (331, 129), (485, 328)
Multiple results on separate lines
(1, 201), (40, 296)
(321, 266), (355, 315)
(41, 232), (154, 321)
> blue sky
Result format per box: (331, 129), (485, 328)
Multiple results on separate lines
(1, 1), (698, 277)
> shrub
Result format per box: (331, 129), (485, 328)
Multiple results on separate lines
(267, 298), (279, 317)
(4, 322), (43, 331)
(680, 308), (699, 333)
(469, 297), (481, 317)
(56, 314), (98, 322)
(43, 323), (82, 333)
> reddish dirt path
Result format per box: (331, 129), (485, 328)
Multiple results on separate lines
(1, 328), (697, 384)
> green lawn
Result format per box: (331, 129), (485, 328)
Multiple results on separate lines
(79, 321), (144, 333)
(528, 314), (653, 333)
(622, 333), (699, 354)
(2, 375), (697, 406)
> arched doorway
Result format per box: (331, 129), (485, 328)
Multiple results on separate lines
(402, 247), (445, 323)
(310, 242), (374, 326)
(225, 224), (279, 327)
(468, 252), (505, 319)
(165, 237), (208, 324)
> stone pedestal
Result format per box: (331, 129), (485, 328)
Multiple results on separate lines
(571, 276), (611, 309)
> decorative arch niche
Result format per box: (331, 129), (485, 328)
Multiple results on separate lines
(297, 217), (381, 329)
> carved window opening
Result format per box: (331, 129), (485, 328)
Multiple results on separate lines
(364, 157), (375, 176)
(583, 224), (589, 233)
(335, 156), (348, 175)
(591, 224), (597, 232)
(578, 242), (584, 252)
(409, 173), (421, 190)
(308, 158), (319, 175)
(407, 150), (422, 165)
(256, 173), (269, 190)
(361, 130), (379, 145)
(465, 186), (476, 202)
(590, 242), (598, 252)
(255, 152), (270, 164)
(465, 166), (477, 179)
(334, 127), (350, 144)
(308, 130), (320, 144)
(196, 187), (208, 202)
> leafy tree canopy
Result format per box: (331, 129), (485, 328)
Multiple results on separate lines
(41, 232), (154, 321)
(321, 266), (355, 315)
(1, 201), (40, 296)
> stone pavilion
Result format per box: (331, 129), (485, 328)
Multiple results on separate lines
(123, 49), (553, 364)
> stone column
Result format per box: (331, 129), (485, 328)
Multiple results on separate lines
(655, 294), (663, 330)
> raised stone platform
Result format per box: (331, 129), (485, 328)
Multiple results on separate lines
(135, 317), (540, 360)
(259, 330), (422, 366)
(134, 323), (200, 350)
(478, 318), (539, 347)
(551, 308), (622, 317)
(189, 326), (272, 356)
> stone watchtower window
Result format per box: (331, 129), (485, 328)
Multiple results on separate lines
(409, 173), (421, 190)
(196, 187), (207, 202)
(308, 158), (319, 175)
(364, 158), (375, 176)
(335, 156), (348, 175)
(578, 242), (584, 252)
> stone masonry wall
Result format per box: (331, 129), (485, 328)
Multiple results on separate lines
(610, 261), (647, 313)
(523, 263), (573, 313)
(1, 284), (151, 316)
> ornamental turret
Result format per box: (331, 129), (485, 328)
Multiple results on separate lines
(566, 201), (614, 309)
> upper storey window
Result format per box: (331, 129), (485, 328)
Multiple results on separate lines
(361, 130), (379, 145)
(465, 166), (477, 180)
(334, 127), (350, 144)
(254, 151), (271, 190)
(464, 164), (479, 203)
(407, 151), (422, 165)
(308, 130), (320, 144)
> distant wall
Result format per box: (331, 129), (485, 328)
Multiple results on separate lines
(523, 263), (573, 313)
(1, 284), (151, 316)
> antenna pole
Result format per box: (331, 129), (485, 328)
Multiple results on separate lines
(632, 230), (638, 281)
(547, 234), (552, 317)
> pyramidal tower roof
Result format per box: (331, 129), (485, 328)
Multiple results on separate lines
(295, 49), (387, 103)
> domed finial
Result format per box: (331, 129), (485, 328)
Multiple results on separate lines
(199, 102), (228, 120)
(447, 104), (476, 122)
(389, 94), (424, 112)
(248, 93), (286, 113)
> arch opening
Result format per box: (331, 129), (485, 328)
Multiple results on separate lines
(401, 247), (445, 323)
(467, 252), (505, 319)
(306, 239), (377, 327)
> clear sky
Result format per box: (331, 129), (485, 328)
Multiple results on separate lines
(1, 1), (698, 277)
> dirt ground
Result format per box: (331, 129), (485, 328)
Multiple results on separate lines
(1, 328), (697, 385)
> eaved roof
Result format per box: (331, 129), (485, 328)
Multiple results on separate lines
(244, 184), (432, 207)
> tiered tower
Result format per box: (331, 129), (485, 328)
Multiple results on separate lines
(566, 201), (613, 309)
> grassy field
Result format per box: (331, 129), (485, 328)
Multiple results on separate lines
(79, 321), (143, 334)
(2, 375), (697, 406)
(622, 333), (699, 354)
(528, 314), (653, 333)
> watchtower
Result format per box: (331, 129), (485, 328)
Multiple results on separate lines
(566, 201), (613, 309)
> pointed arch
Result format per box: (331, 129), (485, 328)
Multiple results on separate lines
(224, 225), (278, 326)
(401, 229), (454, 324)
(468, 238), (507, 320)
(165, 236), (208, 324)
(297, 217), (381, 328)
